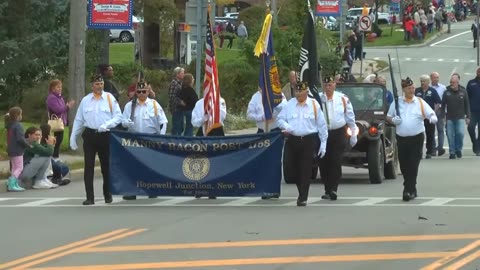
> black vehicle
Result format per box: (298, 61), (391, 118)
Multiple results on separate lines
(336, 83), (398, 184)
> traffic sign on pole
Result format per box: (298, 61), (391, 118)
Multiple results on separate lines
(359, 15), (372, 31)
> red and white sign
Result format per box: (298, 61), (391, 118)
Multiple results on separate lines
(88, 0), (133, 29)
(315, 0), (340, 17)
(359, 15), (372, 31)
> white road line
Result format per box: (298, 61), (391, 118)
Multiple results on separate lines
(422, 58), (428, 61)
(373, 57), (380, 60)
(430, 31), (470, 46)
(430, 45), (471, 49)
(454, 59), (460, 62)
(470, 60), (476, 63)
(405, 57), (412, 61)
(420, 198), (455, 206)
(353, 198), (390, 206)
(152, 197), (196, 206)
(438, 59), (444, 62)
(0, 198), (11, 202)
(16, 198), (69, 207)
(222, 197), (260, 206)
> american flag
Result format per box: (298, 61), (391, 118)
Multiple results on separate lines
(203, 9), (221, 135)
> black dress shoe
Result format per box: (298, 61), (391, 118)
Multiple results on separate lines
(296, 200), (307, 207)
(208, 196), (217, 199)
(425, 154), (432, 159)
(449, 154), (456, 159)
(261, 194), (280, 200)
(321, 193), (331, 200)
(195, 195), (201, 199)
(330, 191), (338, 201)
(123, 195), (137, 200)
(105, 196), (113, 204)
(82, 200), (95, 205)
(148, 195), (157, 199)
(60, 179), (71, 186)
(438, 149), (446, 156)
(402, 192), (411, 202)
(456, 151), (462, 158)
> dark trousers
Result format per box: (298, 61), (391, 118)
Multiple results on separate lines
(82, 128), (111, 200)
(257, 127), (281, 133)
(285, 134), (318, 202)
(468, 111), (480, 153)
(196, 126), (225, 136)
(397, 133), (424, 194)
(319, 127), (347, 194)
(424, 120), (436, 155)
(53, 131), (64, 158)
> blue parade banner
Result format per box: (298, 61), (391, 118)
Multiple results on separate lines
(109, 131), (284, 197)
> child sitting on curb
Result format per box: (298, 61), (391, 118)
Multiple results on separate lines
(40, 124), (71, 186)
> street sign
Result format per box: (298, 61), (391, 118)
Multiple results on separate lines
(359, 15), (372, 31)
(178, 22), (191, 32)
(87, 0), (133, 29)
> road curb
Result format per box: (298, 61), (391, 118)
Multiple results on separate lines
(365, 30), (446, 49)
(0, 166), (100, 194)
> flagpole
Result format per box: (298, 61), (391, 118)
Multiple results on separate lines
(305, 0), (324, 94)
(265, 0), (270, 133)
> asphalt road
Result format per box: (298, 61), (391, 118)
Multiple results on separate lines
(366, 19), (478, 92)
(1, 21), (480, 270)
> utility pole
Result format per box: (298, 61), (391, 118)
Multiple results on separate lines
(339, 0), (348, 46)
(271, 0), (277, 25)
(98, 30), (110, 65)
(68, 0), (87, 142)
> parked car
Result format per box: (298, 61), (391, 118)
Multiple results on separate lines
(224, 12), (239, 19)
(109, 16), (142, 43)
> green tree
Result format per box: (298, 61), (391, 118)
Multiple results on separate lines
(0, 0), (69, 109)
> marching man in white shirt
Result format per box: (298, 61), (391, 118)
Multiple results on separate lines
(247, 87), (287, 133)
(276, 81), (328, 207)
(70, 73), (122, 206)
(121, 77), (168, 200)
(387, 77), (437, 201)
(318, 76), (357, 201)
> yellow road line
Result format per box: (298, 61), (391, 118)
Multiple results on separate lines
(420, 239), (480, 270)
(444, 250), (480, 270)
(0, 229), (130, 270)
(28, 252), (454, 270)
(80, 233), (480, 253)
(10, 229), (146, 270)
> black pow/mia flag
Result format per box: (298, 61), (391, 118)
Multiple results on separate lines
(298, 10), (321, 106)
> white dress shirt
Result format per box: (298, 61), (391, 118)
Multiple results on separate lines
(388, 97), (435, 137)
(70, 91), (122, 142)
(276, 97), (328, 143)
(191, 97), (227, 128)
(123, 98), (168, 134)
(431, 83), (446, 101)
(246, 91), (287, 130)
(321, 91), (357, 131)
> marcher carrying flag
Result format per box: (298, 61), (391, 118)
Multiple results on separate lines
(298, 1), (322, 106)
(254, 8), (283, 127)
(203, 5), (222, 135)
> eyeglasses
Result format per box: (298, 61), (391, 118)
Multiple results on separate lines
(136, 90), (147, 94)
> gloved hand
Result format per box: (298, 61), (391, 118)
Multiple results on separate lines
(350, 135), (357, 147)
(203, 114), (209, 122)
(122, 119), (134, 129)
(98, 124), (110, 133)
(70, 139), (78, 151)
(318, 144), (326, 158)
(429, 114), (438, 124)
(392, 116), (402, 125)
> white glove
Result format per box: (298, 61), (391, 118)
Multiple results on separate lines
(350, 135), (357, 147)
(392, 116), (402, 125)
(203, 114), (209, 122)
(98, 124), (110, 133)
(122, 119), (135, 129)
(429, 114), (438, 124)
(318, 144), (326, 158)
(70, 139), (78, 151)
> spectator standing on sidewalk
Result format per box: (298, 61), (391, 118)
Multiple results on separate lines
(168, 67), (185, 135)
(46, 79), (75, 160)
(442, 75), (471, 159)
(4, 107), (30, 192)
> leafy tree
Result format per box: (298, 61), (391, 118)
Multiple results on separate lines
(0, 0), (69, 109)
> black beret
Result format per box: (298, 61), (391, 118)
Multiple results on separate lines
(401, 77), (413, 88)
